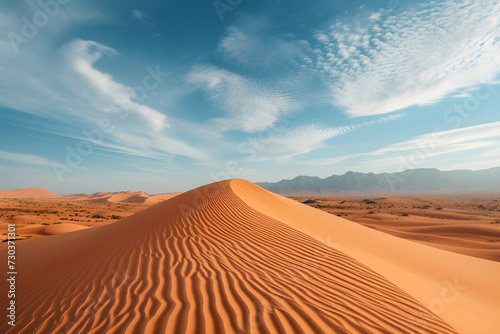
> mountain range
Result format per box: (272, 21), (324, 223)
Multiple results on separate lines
(256, 167), (500, 195)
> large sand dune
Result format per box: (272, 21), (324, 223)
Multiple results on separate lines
(1, 180), (498, 333)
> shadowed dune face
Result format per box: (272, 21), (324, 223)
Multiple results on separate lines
(0, 180), (459, 334)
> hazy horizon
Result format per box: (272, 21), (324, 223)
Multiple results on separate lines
(1, 165), (499, 195)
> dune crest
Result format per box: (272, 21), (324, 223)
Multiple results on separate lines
(1, 180), (495, 333)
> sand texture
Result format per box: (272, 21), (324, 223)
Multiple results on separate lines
(1, 180), (498, 333)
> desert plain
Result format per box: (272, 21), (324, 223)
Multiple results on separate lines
(0, 181), (499, 333)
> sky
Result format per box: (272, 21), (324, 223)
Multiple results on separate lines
(0, 0), (499, 194)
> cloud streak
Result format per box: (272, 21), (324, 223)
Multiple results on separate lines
(242, 113), (405, 161)
(305, 121), (500, 166)
(65, 39), (169, 131)
(0, 150), (53, 166)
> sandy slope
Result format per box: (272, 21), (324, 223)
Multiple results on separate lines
(232, 180), (500, 334)
(0, 187), (59, 198)
(0, 180), (496, 333)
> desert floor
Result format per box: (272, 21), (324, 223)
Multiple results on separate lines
(292, 194), (500, 262)
(0, 191), (180, 241)
(1, 182), (499, 333)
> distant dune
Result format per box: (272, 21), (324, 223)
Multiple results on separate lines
(16, 223), (89, 236)
(1, 180), (498, 334)
(0, 187), (59, 198)
(74, 191), (182, 204)
(143, 192), (183, 205)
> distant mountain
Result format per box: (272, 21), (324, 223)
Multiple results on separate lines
(256, 167), (500, 195)
(0, 187), (59, 198)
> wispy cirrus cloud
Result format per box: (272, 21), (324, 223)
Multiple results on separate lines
(305, 121), (500, 167)
(249, 123), (354, 161)
(243, 113), (405, 161)
(0, 150), (53, 166)
(366, 140), (499, 169)
(217, 24), (307, 68)
(0, 149), (94, 170)
(132, 9), (148, 22)
(305, 0), (500, 117)
(186, 65), (299, 133)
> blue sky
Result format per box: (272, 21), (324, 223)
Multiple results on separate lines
(0, 0), (499, 194)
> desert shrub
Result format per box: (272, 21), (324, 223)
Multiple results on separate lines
(302, 199), (317, 204)
(402, 213), (409, 216)
(368, 211), (375, 214)
(436, 207), (443, 210)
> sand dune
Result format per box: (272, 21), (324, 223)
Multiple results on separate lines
(1, 180), (498, 333)
(79, 191), (181, 204)
(15, 223), (89, 236)
(0, 187), (59, 198)
(143, 193), (182, 205)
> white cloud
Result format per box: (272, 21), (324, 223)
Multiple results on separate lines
(186, 65), (299, 133)
(64, 39), (168, 131)
(307, 0), (500, 117)
(217, 22), (305, 68)
(305, 121), (500, 166)
(481, 146), (500, 158)
(369, 13), (382, 22)
(131, 9), (151, 25)
(0, 151), (52, 166)
(449, 157), (500, 170)
(132, 9), (145, 20)
(244, 114), (405, 161)
(251, 123), (354, 161)
(0, 35), (205, 161)
(366, 140), (498, 168)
